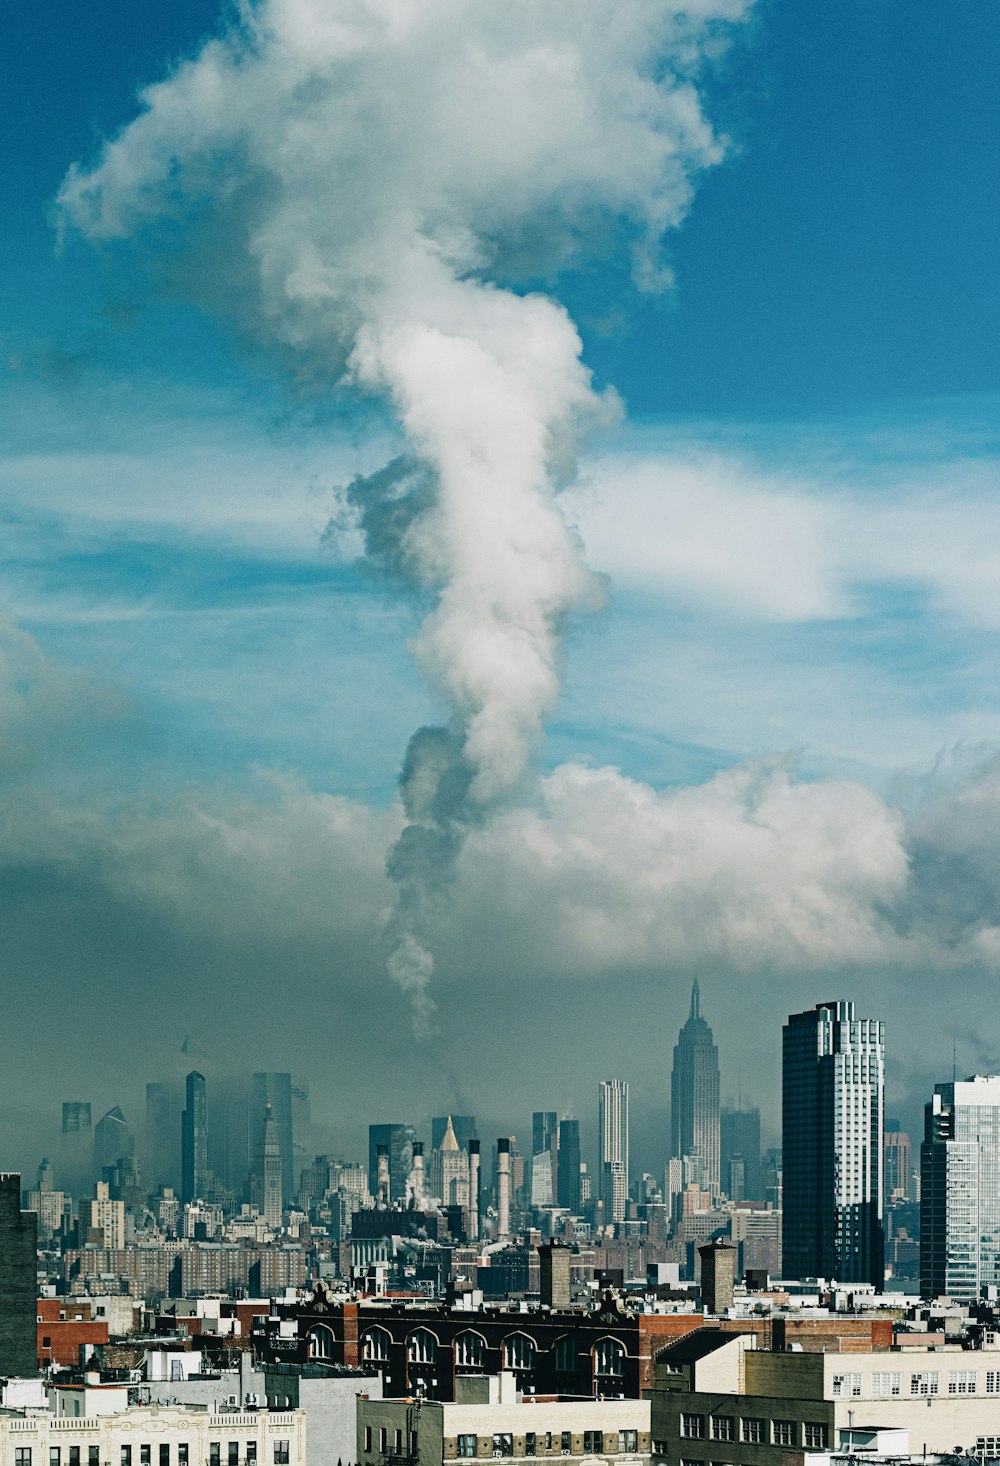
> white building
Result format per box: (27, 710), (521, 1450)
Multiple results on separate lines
(599, 1081), (629, 1224)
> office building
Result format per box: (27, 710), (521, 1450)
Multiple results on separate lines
(93, 1106), (134, 1178)
(368, 1123), (418, 1205)
(670, 980), (720, 1197)
(783, 999), (884, 1286)
(429, 1116), (470, 1208)
(0, 1172), (38, 1375)
(258, 1101), (283, 1228)
(145, 1082), (178, 1193)
(921, 1074), (1000, 1301)
(556, 1118), (581, 1214)
(432, 1115), (477, 1153)
(84, 1180), (126, 1249)
(252, 1073), (297, 1201)
(884, 1118), (913, 1206)
(58, 1101), (93, 1195)
(599, 1079), (629, 1223)
(181, 1070), (208, 1206)
(532, 1112), (558, 1157)
(720, 1104), (761, 1201)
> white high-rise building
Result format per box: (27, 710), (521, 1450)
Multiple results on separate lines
(782, 999), (884, 1286)
(599, 1078), (629, 1223)
(921, 1075), (1000, 1301)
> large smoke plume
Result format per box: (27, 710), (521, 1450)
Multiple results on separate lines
(59, 0), (751, 1031)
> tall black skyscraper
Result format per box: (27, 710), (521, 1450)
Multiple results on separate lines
(720, 1104), (761, 1201)
(670, 979), (720, 1196)
(783, 999), (884, 1287)
(0, 1173), (37, 1376)
(145, 1082), (179, 1193)
(532, 1112), (558, 1156)
(181, 1070), (208, 1205)
(556, 1118), (581, 1213)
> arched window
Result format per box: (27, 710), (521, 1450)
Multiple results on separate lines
(307, 1325), (334, 1360)
(407, 1329), (438, 1364)
(594, 1337), (624, 1377)
(502, 1334), (536, 1372)
(554, 1336), (576, 1374)
(362, 1328), (391, 1363)
(454, 1331), (486, 1368)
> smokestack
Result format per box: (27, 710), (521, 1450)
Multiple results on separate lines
(376, 1144), (390, 1206)
(497, 1138), (511, 1242)
(411, 1141), (425, 1208)
(468, 1139), (480, 1242)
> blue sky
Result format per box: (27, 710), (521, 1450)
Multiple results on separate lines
(1, 0), (999, 1155)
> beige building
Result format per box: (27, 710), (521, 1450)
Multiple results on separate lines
(85, 1184), (126, 1251)
(650, 1327), (1000, 1466)
(0, 1400), (305, 1466)
(358, 1375), (650, 1466)
(429, 1120), (470, 1210)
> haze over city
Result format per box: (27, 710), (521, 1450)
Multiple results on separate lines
(1, 0), (999, 1177)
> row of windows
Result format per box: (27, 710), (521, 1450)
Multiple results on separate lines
(679, 1416), (826, 1450)
(14, 1446), (287, 1466)
(452, 1433), (640, 1459)
(364, 1429), (418, 1456)
(353, 1329), (625, 1376)
(833, 1369), (998, 1399)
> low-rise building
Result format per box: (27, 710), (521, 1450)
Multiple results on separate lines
(649, 1328), (1000, 1465)
(357, 1375), (650, 1466)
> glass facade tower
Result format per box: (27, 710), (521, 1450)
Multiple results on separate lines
(782, 999), (884, 1286)
(921, 1075), (1000, 1301)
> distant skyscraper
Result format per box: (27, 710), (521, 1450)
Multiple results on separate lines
(368, 1123), (418, 1204)
(884, 1118), (912, 1206)
(429, 1116), (470, 1207)
(208, 1076), (251, 1198)
(61, 1102), (91, 1135)
(58, 1101), (93, 1195)
(145, 1082), (178, 1193)
(720, 1104), (762, 1201)
(291, 1076), (311, 1187)
(599, 1079), (629, 1223)
(0, 1173), (38, 1376)
(181, 1070), (208, 1205)
(556, 1118), (581, 1214)
(532, 1112), (558, 1156)
(259, 1101), (283, 1227)
(251, 1073), (296, 1200)
(920, 1075), (1000, 1301)
(671, 980), (720, 1196)
(782, 999), (884, 1286)
(94, 1106), (134, 1178)
(432, 1115), (477, 1152)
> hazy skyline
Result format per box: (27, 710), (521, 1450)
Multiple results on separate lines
(1, 0), (999, 1163)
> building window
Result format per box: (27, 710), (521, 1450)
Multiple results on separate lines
(119, 1451), (129, 1466)
(584, 1434), (603, 1453)
(141, 1451), (151, 1466)
(493, 1436), (514, 1459)
(273, 1445), (290, 1466)
(618, 1434), (637, 1455)
(69, 1452), (79, 1466)
(52, 1451), (62, 1466)
(364, 1429), (372, 1453)
(458, 1437), (478, 1459)
(681, 1416), (705, 1441)
(832, 1373), (862, 1398)
(394, 1432), (403, 1455)
(380, 1431), (388, 1454)
(407, 1329), (438, 1364)
(503, 1334), (536, 1372)
(210, 1448), (220, 1466)
(555, 1337), (576, 1374)
(409, 1434), (417, 1458)
(525, 1435), (536, 1458)
(16, 1452), (32, 1466)
(803, 1425), (828, 1451)
(771, 1422), (795, 1448)
(987, 1373), (1000, 1395)
(710, 1420), (733, 1443)
(178, 1450), (189, 1466)
(454, 1332), (486, 1369)
(680, 1458), (704, 1466)
(949, 1371), (977, 1395)
(229, 1445), (239, 1466)
(561, 1434), (572, 1456)
(594, 1339), (625, 1377)
(978, 1441), (1000, 1460)
(740, 1420), (765, 1444)
(89, 1451), (99, 1466)
(246, 1449), (256, 1466)
(308, 1326), (335, 1361)
(363, 1329), (392, 1363)
(872, 1372), (901, 1398)
(911, 1372), (939, 1396)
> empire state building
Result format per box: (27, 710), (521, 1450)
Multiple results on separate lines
(670, 979), (720, 1197)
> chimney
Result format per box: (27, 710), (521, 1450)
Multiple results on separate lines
(376, 1144), (390, 1206)
(497, 1138), (511, 1242)
(468, 1139), (480, 1241)
(411, 1142), (425, 1207)
(539, 1240), (572, 1309)
(699, 1239), (737, 1314)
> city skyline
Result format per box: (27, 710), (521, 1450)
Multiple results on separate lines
(0, 0), (998, 1156)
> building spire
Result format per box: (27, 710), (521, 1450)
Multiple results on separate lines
(690, 977), (701, 1021)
